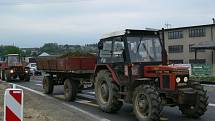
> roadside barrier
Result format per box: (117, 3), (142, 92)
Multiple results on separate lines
(4, 84), (23, 121)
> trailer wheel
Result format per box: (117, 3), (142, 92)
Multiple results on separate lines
(179, 83), (208, 118)
(133, 85), (161, 121)
(43, 76), (54, 94)
(95, 70), (123, 113)
(64, 79), (77, 101)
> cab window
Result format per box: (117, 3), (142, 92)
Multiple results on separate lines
(112, 38), (124, 63)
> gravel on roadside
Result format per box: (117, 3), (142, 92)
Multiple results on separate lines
(0, 82), (96, 121)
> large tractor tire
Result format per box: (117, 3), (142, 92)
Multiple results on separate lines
(5, 73), (11, 82)
(24, 76), (30, 82)
(1, 70), (6, 81)
(95, 70), (123, 113)
(179, 82), (208, 118)
(64, 79), (77, 101)
(133, 85), (161, 121)
(43, 76), (54, 94)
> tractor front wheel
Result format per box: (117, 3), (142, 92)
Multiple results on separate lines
(24, 76), (30, 82)
(133, 85), (161, 121)
(179, 82), (208, 118)
(1, 70), (6, 81)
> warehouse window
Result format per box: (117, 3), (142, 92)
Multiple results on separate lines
(189, 59), (206, 64)
(168, 31), (183, 39)
(189, 28), (206, 37)
(169, 60), (184, 64)
(168, 45), (183, 53)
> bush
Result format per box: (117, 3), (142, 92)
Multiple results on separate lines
(190, 76), (215, 82)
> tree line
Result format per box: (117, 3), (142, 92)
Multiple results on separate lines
(0, 43), (98, 57)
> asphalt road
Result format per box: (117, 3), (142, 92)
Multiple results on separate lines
(8, 76), (215, 121)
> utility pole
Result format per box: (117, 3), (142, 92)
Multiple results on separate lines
(164, 22), (172, 29)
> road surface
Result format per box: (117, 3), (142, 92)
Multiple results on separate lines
(7, 76), (215, 121)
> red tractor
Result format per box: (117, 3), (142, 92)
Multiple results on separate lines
(0, 54), (30, 82)
(36, 29), (208, 121)
(94, 29), (208, 121)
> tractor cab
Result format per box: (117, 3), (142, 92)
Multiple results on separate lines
(6, 54), (22, 67)
(97, 29), (172, 82)
(98, 29), (163, 64)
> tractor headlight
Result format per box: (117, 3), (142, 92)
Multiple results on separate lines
(176, 77), (181, 83)
(25, 70), (28, 73)
(10, 70), (14, 73)
(184, 77), (188, 82)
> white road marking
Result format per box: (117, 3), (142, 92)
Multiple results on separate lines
(75, 99), (91, 103)
(7, 83), (110, 121)
(77, 93), (96, 100)
(35, 84), (42, 86)
(209, 103), (215, 107)
(201, 84), (215, 87)
(31, 80), (42, 83)
(87, 91), (95, 95)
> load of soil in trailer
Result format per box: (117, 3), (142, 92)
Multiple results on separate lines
(60, 51), (96, 58)
(36, 52), (96, 72)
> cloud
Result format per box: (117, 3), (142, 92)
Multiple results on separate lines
(0, 0), (214, 47)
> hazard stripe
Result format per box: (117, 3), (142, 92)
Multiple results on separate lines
(6, 106), (21, 121)
(6, 91), (22, 119)
(9, 90), (22, 104)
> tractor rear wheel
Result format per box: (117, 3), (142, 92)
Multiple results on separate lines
(179, 82), (208, 118)
(24, 76), (30, 82)
(64, 79), (77, 101)
(43, 76), (54, 94)
(95, 70), (123, 113)
(133, 85), (161, 121)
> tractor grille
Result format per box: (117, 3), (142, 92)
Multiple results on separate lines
(176, 75), (188, 88)
(162, 75), (170, 88)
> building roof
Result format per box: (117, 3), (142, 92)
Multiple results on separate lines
(164, 24), (215, 31)
(191, 41), (215, 50)
(39, 52), (50, 56)
(101, 30), (126, 39)
(101, 29), (159, 39)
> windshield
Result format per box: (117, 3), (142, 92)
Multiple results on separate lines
(127, 36), (162, 63)
(8, 55), (20, 66)
(31, 64), (37, 67)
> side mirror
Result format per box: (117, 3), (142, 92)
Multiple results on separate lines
(98, 41), (103, 49)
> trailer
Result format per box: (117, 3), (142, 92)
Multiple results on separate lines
(36, 54), (96, 101)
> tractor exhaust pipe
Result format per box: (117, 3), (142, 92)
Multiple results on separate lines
(161, 28), (168, 65)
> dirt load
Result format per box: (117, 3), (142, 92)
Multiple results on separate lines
(60, 51), (96, 58)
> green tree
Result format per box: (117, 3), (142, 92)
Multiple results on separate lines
(0, 46), (21, 56)
(40, 43), (60, 55)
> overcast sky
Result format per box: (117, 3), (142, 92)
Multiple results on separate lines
(0, 0), (214, 48)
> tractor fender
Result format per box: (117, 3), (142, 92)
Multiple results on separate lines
(94, 64), (120, 85)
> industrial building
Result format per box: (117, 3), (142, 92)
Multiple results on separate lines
(164, 23), (215, 64)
